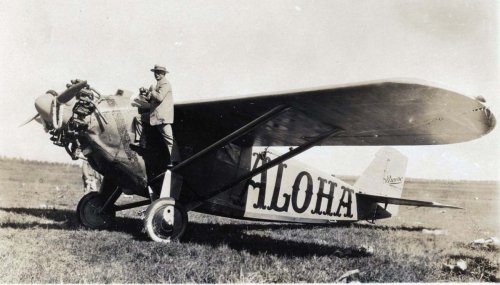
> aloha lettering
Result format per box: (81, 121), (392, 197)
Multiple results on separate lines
(249, 153), (353, 217)
(248, 152), (271, 210)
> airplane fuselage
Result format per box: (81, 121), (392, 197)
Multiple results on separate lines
(73, 94), (375, 223)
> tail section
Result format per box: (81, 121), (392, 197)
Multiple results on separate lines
(354, 147), (408, 217)
(354, 147), (408, 198)
(355, 147), (461, 220)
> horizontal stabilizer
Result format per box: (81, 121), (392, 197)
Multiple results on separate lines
(357, 193), (462, 209)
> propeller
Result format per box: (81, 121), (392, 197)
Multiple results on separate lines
(56, 80), (88, 103)
(21, 80), (88, 128)
(18, 113), (40, 127)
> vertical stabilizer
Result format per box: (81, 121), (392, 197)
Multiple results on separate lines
(354, 147), (408, 216)
(354, 147), (407, 197)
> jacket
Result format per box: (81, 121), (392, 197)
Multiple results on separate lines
(148, 77), (173, 125)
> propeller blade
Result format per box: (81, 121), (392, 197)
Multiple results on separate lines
(57, 80), (88, 103)
(19, 113), (40, 127)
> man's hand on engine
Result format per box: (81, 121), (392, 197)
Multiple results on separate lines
(139, 87), (151, 101)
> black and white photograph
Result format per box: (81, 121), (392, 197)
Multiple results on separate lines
(0, 0), (498, 283)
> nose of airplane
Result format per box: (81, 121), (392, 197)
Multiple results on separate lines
(27, 80), (88, 129)
(34, 93), (56, 125)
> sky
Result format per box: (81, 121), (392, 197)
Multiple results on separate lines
(0, 0), (498, 180)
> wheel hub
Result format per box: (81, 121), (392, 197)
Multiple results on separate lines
(77, 192), (116, 229)
(144, 198), (188, 242)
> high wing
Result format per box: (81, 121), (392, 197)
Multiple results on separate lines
(173, 80), (495, 152)
(357, 193), (462, 209)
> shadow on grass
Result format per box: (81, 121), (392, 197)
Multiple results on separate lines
(0, 207), (439, 258)
(182, 222), (373, 258)
(352, 223), (439, 232)
(0, 207), (375, 258)
(0, 207), (142, 236)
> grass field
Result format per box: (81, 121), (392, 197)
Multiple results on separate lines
(0, 157), (498, 283)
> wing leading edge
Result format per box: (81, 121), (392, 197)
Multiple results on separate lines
(174, 80), (495, 151)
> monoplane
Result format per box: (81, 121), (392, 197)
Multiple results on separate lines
(24, 79), (495, 242)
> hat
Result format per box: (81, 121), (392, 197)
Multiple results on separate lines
(150, 64), (169, 74)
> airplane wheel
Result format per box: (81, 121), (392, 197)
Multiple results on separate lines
(144, 198), (188, 243)
(77, 192), (115, 229)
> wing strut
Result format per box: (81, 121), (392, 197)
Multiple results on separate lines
(150, 104), (290, 184)
(175, 104), (289, 169)
(148, 104), (344, 212)
(185, 127), (344, 211)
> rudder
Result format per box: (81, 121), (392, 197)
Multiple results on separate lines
(354, 147), (408, 216)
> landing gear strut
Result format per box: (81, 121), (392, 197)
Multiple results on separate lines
(144, 198), (188, 242)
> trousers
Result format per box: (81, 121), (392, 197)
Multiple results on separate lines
(133, 116), (179, 163)
(156, 123), (174, 155)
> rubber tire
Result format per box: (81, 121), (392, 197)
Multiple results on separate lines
(77, 192), (116, 229)
(144, 198), (188, 243)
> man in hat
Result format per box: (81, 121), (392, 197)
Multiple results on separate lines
(132, 64), (177, 167)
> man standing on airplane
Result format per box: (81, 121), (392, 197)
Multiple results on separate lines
(132, 64), (177, 167)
